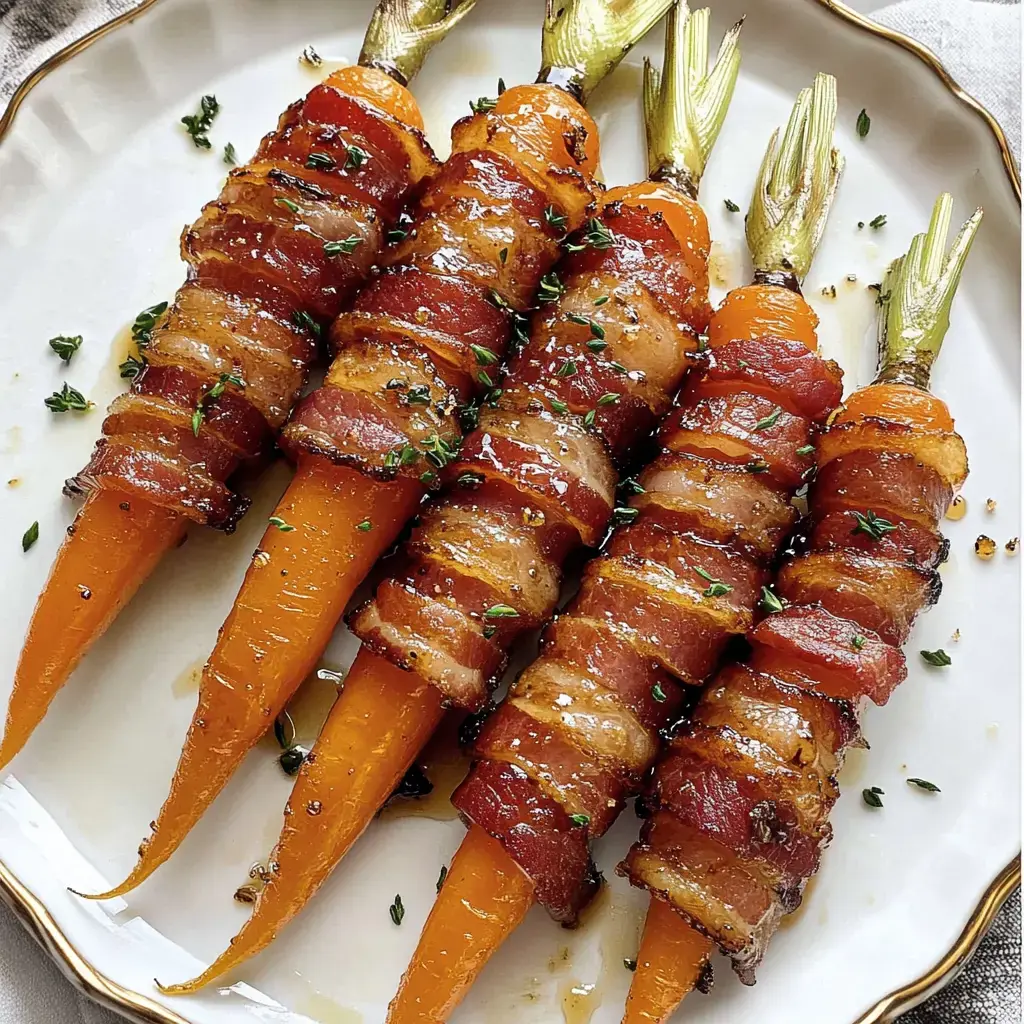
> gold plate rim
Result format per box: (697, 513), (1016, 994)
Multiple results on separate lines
(0, 2), (1019, 1023)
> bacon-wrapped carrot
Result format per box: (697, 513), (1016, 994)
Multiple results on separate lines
(0, 0), (480, 772)
(154, 1), (736, 996)
(81, 0), (673, 910)
(621, 193), (979, 1022)
(388, 71), (845, 1023)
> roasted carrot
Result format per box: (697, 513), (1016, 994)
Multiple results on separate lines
(81, 463), (421, 900)
(2, 0), (475, 771)
(156, 647), (444, 993)
(1, 491), (185, 770)
(387, 826), (536, 1024)
(622, 897), (713, 1024)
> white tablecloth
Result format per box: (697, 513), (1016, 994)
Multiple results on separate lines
(0, 1), (1019, 1021)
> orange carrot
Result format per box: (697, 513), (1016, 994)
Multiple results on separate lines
(1, 490), (186, 770)
(80, 461), (421, 900)
(386, 826), (535, 1024)
(156, 647), (444, 994)
(622, 897), (713, 1024)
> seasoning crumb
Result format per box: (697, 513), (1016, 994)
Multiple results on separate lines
(985, 498), (997, 513)
(846, 273), (857, 283)
(300, 45), (322, 67)
(974, 535), (997, 560)
(945, 494), (967, 521)
(820, 284), (837, 299)
(1006, 537), (1019, 556)
(7, 478), (19, 487)
(951, 629), (961, 643)
(233, 884), (258, 904)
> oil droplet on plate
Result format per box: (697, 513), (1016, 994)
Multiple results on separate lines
(558, 978), (602, 1024)
(945, 494), (967, 520)
(171, 659), (204, 699)
(296, 989), (362, 1024)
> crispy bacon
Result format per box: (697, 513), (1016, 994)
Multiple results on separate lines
(70, 84), (437, 528)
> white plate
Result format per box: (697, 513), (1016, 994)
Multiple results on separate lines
(0, 1), (1019, 1022)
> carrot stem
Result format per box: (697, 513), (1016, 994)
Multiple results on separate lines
(387, 825), (535, 1024)
(157, 647), (444, 994)
(622, 896), (713, 1024)
(80, 460), (422, 900)
(1, 490), (186, 770)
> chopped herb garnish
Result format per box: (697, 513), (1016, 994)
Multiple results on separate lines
(907, 778), (941, 793)
(482, 625), (497, 640)
(869, 214), (887, 230)
(597, 392), (620, 406)
(421, 433), (457, 469)
(796, 444), (815, 457)
(582, 218), (614, 249)
(851, 509), (897, 541)
(305, 151), (335, 170)
(483, 604), (519, 619)
(695, 567), (732, 599)
(566, 312), (604, 340)
(324, 236), (363, 256)
(612, 506), (639, 525)
(651, 682), (667, 703)
(470, 344), (498, 366)
(470, 95), (497, 114)
(44, 383), (89, 413)
(593, 295), (609, 306)
(537, 271), (565, 304)
(436, 866), (448, 892)
(921, 648), (952, 667)
(388, 226), (408, 244)
(583, 409), (596, 427)
(223, 142), (238, 165)
(724, 198), (740, 213)
(609, 361), (628, 374)
(48, 335), (82, 363)
(619, 477), (645, 496)
(356, 520), (373, 532)
(851, 634), (867, 651)
(760, 586), (784, 614)
(478, 370), (493, 388)
(862, 786), (884, 808)
(587, 339), (608, 353)
(389, 894), (405, 926)
(499, 247), (508, 264)
(405, 384), (431, 405)
(131, 302), (168, 347)
(275, 197), (300, 214)
(754, 407), (782, 432)
(268, 515), (295, 532)
(420, 470), (438, 487)
(192, 371), (244, 435)
(119, 354), (146, 379)
(181, 94), (219, 149)
(569, 813), (590, 828)
(544, 205), (567, 232)
(624, 958), (637, 972)
(554, 359), (578, 378)
(21, 521), (39, 552)
(344, 144), (369, 171)
(745, 459), (769, 474)
(291, 309), (322, 339)
(856, 109), (871, 138)
(549, 398), (569, 414)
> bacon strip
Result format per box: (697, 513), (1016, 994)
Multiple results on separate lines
(69, 82), (438, 529)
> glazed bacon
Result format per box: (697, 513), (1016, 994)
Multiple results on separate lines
(621, 377), (967, 981)
(280, 107), (599, 480)
(68, 78), (438, 530)
(349, 196), (712, 707)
